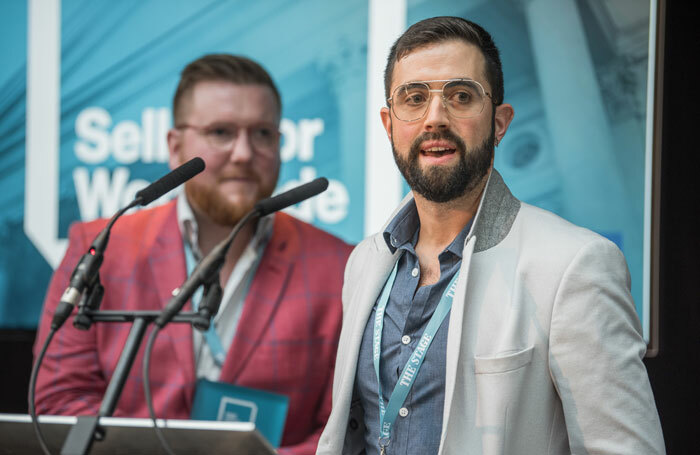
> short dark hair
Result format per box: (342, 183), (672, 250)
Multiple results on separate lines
(384, 16), (505, 105)
(172, 54), (281, 124)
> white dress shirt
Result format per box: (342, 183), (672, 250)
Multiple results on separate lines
(176, 193), (273, 381)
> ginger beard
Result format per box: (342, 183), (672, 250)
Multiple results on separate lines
(184, 172), (275, 227)
(391, 119), (495, 203)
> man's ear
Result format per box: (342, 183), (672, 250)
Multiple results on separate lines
(494, 103), (515, 144)
(380, 106), (392, 141)
(167, 128), (182, 170)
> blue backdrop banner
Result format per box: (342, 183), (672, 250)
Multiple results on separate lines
(0, 0), (655, 342)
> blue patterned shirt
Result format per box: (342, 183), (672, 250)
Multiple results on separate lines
(354, 200), (472, 455)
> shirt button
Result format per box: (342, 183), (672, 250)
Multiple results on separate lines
(399, 407), (409, 417)
(411, 267), (419, 277)
(401, 335), (411, 345)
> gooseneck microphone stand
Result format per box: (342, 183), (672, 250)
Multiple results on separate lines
(28, 158), (206, 455)
(30, 198), (141, 455)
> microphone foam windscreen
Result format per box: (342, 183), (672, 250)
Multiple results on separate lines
(255, 177), (329, 216)
(136, 157), (205, 205)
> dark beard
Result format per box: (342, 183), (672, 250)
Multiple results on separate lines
(392, 127), (495, 203)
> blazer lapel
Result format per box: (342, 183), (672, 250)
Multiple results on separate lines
(146, 202), (195, 390)
(220, 218), (293, 383)
(334, 234), (400, 414)
(438, 169), (521, 452)
(439, 235), (475, 452)
(323, 233), (400, 454)
(347, 235), (401, 341)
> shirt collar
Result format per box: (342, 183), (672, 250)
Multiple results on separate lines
(445, 217), (473, 259)
(176, 192), (274, 261)
(382, 198), (473, 259)
(383, 199), (419, 254)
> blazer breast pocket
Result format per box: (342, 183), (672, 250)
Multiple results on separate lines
(473, 346), (535, 455)
(474, 345), (534, 374)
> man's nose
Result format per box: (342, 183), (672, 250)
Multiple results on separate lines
(228, 130), (254, 163)
(423, 91), (449, 130)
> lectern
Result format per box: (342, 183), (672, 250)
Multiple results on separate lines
(0, 414), (275, 454)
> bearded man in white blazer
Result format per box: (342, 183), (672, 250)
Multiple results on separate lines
(317, 16), (664, 455)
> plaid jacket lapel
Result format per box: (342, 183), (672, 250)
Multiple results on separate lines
(146, 202), (196, 394)
(220, 214), (294, 383)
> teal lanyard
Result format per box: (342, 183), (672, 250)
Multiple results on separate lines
(373, 256), (459, 452)
(184, 240), (227, 367)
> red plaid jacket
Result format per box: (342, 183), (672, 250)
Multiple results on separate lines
(33, 200), (352, 454)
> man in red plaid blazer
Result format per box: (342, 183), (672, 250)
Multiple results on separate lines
(33, 54), (352, 455)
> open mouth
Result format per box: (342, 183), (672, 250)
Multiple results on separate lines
(421, 146), (456, 157)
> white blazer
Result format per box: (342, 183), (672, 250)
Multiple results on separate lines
(317, 170), (664, 455)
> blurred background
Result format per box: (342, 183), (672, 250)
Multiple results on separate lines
(0, 1), (697, 452)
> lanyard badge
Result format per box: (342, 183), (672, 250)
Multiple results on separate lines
(373, 256), (459, 452)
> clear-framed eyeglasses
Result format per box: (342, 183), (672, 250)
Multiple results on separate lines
(176, 122), (280, 154)
(387, 78), (494, 122)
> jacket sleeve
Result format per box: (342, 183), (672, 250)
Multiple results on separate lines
(33, 222), (107, 416)
(549, 238), (665, 454)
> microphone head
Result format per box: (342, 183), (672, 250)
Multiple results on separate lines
(135, 157), (205, 205)
(254, 177), (329, 217)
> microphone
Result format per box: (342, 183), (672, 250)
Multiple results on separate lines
(53, 249), (103, 330)
(135, 157), (205, 205)
(155, 177), (330, 328)
(51, 158), (206, 330)
(254, 177), (328, 216)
